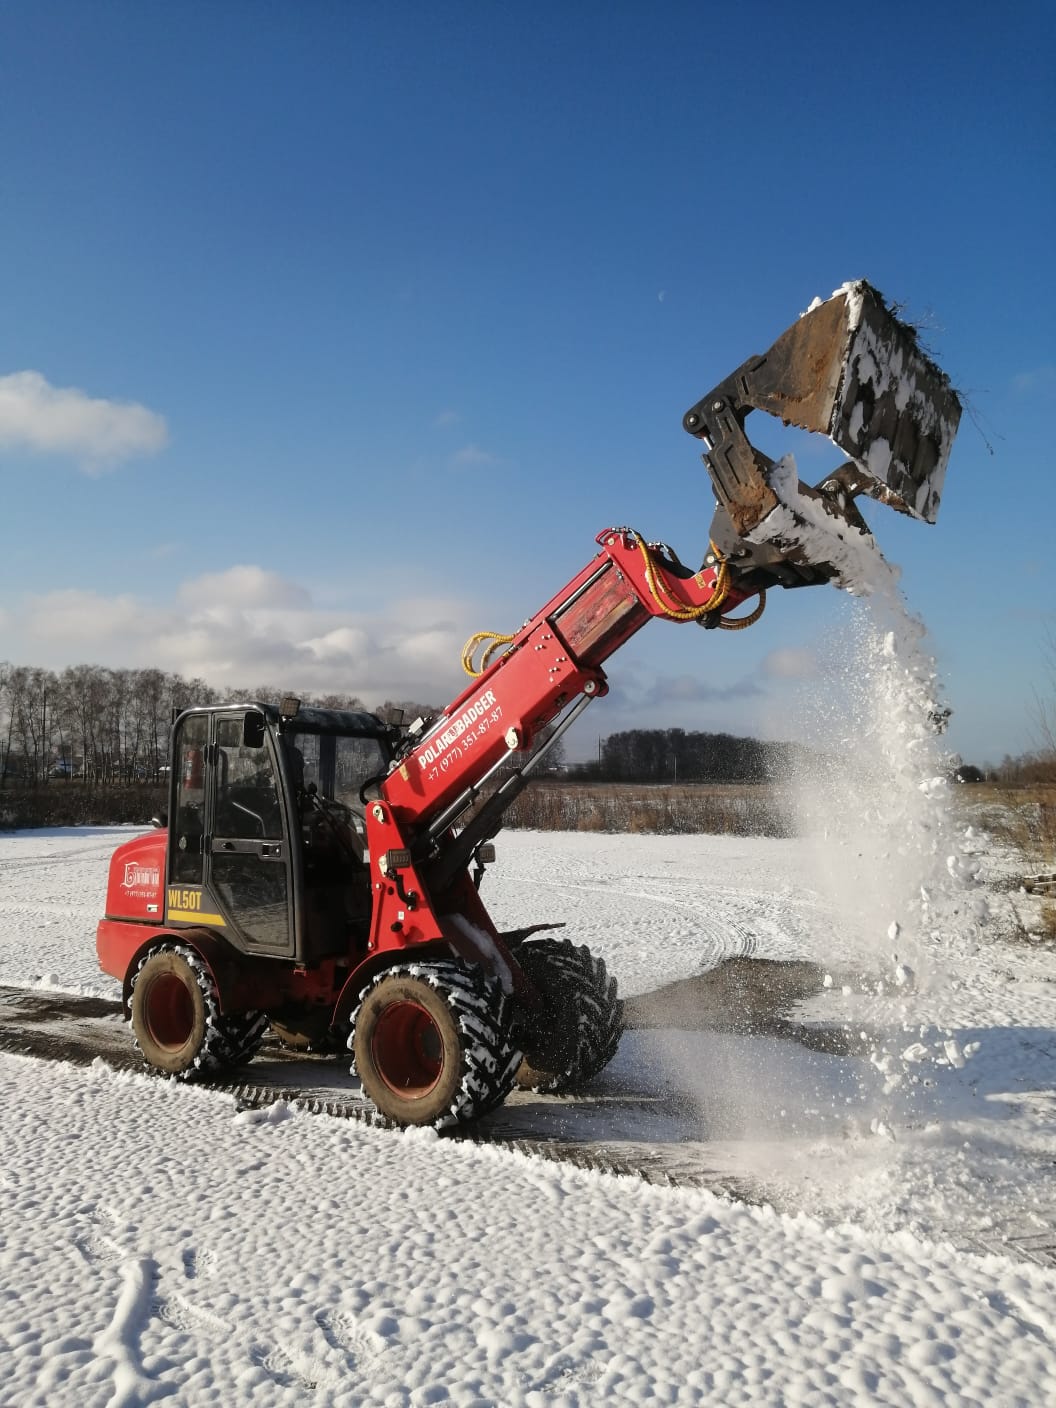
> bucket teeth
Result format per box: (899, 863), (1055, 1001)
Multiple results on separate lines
(828, 284), (960, 524)
(684, 282), (961, 585)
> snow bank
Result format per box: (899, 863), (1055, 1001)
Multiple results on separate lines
(3, 1051), (1055, 1406)
(2, 803), (1055, 1403)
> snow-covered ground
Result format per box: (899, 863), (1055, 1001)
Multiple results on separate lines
(2, 823), (1055, 1406)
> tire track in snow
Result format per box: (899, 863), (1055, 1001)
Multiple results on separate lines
(0, 842), (128, 869)
(8, 995), (1056, 1270)
(498, 874), (751, 955)
(497, 872), (826, 964)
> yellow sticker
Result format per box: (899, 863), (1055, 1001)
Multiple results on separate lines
(168, 887), (201, 911)
(166, 887), (225, 926)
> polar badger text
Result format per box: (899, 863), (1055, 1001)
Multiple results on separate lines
(418, 690), (498, 769)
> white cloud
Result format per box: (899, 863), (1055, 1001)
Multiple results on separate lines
(178, 565), (311, 611)
(1012, 365), (1056, 400)
(763, 648), (817, 680)
(8, 568), (473, 708)
(0, 371), (169, 471)
(644, 672), (763, 705)
(433, 409), (460, 428)
(393, 627), (460, 670)
(450, 443), (499, 468)
(27, 588), (145, 643)
(302, 626), (371, 665)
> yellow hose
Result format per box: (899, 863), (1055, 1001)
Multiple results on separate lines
(461, 534), (765, 677)
(636, 536), (766, 629)
(717, 590), (766, 629)
(637, 537), (729, 620)
(462, 631), (515, 678)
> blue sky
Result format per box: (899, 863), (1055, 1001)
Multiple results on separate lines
(0, 0), (1052, 766)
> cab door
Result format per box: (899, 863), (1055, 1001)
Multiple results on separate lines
(206, 712), (295, 957)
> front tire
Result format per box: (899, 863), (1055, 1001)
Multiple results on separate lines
(129, 942), (265, 1079)
(350, 960), (521, 1128)
(514, 939), (623, 1093)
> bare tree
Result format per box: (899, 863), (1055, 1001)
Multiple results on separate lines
(0, 662), (13, 785)
(1031, 624), (1056, 768)
(3, 667), (57, 784)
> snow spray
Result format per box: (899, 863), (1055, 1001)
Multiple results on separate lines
(656, 458), (991, 1156)
(780, 464), (994, 1128)
(744, 453), (988, 987)
(791, 596), (988, 987)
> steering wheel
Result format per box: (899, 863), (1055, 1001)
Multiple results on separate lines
(304, 790), (366, 862)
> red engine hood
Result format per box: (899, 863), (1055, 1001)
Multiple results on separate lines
(104, 830), (167, 922)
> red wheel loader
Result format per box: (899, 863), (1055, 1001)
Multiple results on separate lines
(97, 282), (961, 1128)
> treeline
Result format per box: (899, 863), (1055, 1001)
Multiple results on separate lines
(0, 656), (809, 789)
(0, 661), (432, 788)
(571, 728), (809, 785)
(991, 750), (1056, 786)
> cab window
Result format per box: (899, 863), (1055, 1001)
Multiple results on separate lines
(287, 731), (387, 808)
(215, 717), (284, 838)
(171, 714), (209, 884)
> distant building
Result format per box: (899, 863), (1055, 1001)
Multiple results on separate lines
(953, 764), (985, 784)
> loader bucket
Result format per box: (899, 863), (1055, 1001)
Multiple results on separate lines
(683, 282), (961, 580)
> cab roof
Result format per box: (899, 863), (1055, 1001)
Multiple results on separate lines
(179, 701), (392, 740)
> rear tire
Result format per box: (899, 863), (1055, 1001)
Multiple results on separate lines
(129, 942), (265, 1079)
(217, 1010), (270, 1067)
(350, 960), (521, 1128)
(514, 939), (623, 1093)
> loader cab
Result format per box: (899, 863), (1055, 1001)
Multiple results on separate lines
(166, 703), (394, 963)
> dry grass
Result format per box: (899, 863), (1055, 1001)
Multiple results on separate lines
(952, 783), (1056, 945)
(501, 779), (1056, 847)
(501, 781), (794, 837)
(0, 783), (166, 830)
(953, 783), (1056, 870)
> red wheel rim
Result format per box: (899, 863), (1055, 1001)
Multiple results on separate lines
(145, 973), (195, 1049)
(370, 999), (443, 1097)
